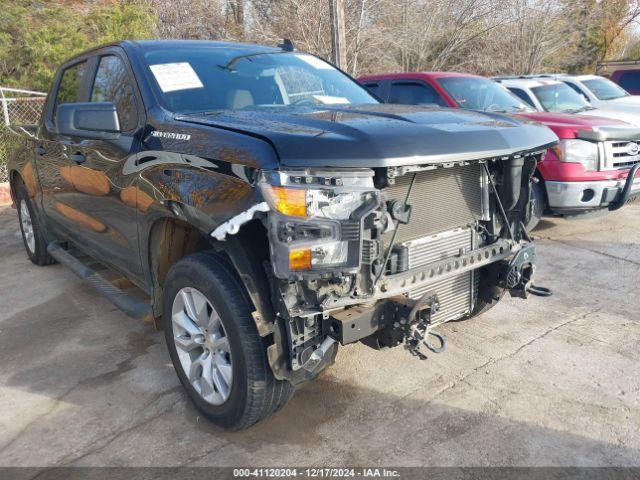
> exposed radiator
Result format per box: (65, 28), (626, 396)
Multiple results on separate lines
(404, 227), (473, 270)
(408, 271), (477, 325)
(403, 227), (476, 325)
(383, 163), (486, 325)
(385, 163), (485, 242)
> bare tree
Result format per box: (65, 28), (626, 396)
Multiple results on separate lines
(152, 0), (232, 40)
(486, 0), (574, 75)
(149, 0), (640, 76)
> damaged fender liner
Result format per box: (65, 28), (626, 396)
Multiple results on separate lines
(210, 203), (327, 384)
(211, 202), (270, 241)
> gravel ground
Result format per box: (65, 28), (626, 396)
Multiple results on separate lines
(0, 203), (638, 467)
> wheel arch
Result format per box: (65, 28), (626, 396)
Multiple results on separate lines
(145, 215), (276, 333)
(8, 169), (23, 205)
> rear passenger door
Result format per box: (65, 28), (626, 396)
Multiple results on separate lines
(36, 59), (92, 240)
(388, 81), (448, 106)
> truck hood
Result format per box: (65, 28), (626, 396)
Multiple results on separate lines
(578, 106), (640, 127)
(606, 95), (640, 106)
(176, 104), (557, 168)
(515, 111), (630, 139)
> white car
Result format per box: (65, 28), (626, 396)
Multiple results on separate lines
(495, 77), (640, 127)
(546, 74), (640, 108)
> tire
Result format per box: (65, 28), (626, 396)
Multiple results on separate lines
(162, 251), (293, 430)
(16, 185), (55, 266)
(471, 288), (506, 317)
(524, 181), (545, 232)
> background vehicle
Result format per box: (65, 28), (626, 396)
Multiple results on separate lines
(542, 74), (640, 108)
(7, 41), (556, 430)
(494, 77), (640, 127)
(597, 60), (640, 94)
(359, 72), (640, 227)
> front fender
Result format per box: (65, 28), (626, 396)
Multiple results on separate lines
(135, 150), (261, 288)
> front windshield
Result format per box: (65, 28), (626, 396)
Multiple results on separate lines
(143, 48), (378, 114)
(437, 76), (532, 113)
(582, 78), (629, 101)
(531, 83), (591, 113)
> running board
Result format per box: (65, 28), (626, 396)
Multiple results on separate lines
(46, 242), (152, 321)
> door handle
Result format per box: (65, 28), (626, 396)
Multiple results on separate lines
(34, 146), (47, 156)
(70, 152), (86, 164)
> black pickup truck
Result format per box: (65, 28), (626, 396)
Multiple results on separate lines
(7, 40), (557, 429)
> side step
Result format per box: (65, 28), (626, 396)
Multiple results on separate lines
(47, 242), (152, 321)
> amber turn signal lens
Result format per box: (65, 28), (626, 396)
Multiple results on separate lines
(269, 186), (307, 217)
(289, 248), (312, 270)
(551, 145), (564, 161)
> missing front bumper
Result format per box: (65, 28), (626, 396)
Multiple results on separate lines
(328, 242), (538, 346)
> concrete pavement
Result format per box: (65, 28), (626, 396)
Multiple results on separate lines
(0, 204), (638, 467)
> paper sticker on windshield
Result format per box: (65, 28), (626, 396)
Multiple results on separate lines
(149, 62), (203, 93)
(313, 95), (350, 105)
(296, 54), (335, 70)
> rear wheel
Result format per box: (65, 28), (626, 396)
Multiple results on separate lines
(16, 185), (55, 266)
(162, 251), (293, 430)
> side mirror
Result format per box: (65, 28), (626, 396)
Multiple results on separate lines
(57, 102), (121, 140)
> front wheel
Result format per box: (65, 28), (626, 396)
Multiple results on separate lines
(162, 251), (292, 430)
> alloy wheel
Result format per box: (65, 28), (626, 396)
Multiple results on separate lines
(171, 287), (233, 405)
(20, 199), (35, 254)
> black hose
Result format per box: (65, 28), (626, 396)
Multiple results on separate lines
(527, 285), (552, 297)
(423, 331), (446, 353)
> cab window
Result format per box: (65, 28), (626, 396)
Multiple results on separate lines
(563, 82), (590, 102)
(91, 55), (138, 131)
(388, 81), (446, 106)
(363, 82), (381, 96)
(53, 61), (87, 121)
(509, 88), (535, 108)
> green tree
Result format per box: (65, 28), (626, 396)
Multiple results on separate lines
(0, 1), (157, 92)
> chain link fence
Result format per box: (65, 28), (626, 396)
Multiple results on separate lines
(0, 87), (47, 183)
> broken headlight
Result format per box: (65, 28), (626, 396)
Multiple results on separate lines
(260, 170), (378, 276)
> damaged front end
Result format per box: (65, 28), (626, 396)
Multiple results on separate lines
(236, 148), (550, 382)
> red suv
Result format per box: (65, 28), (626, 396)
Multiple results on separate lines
(359, 72), (640, 228)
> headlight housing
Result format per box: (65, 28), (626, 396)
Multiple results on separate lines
(554, 139), (599, 171)
(260, 169), (378, 276)
(261, 184), (375, 220)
